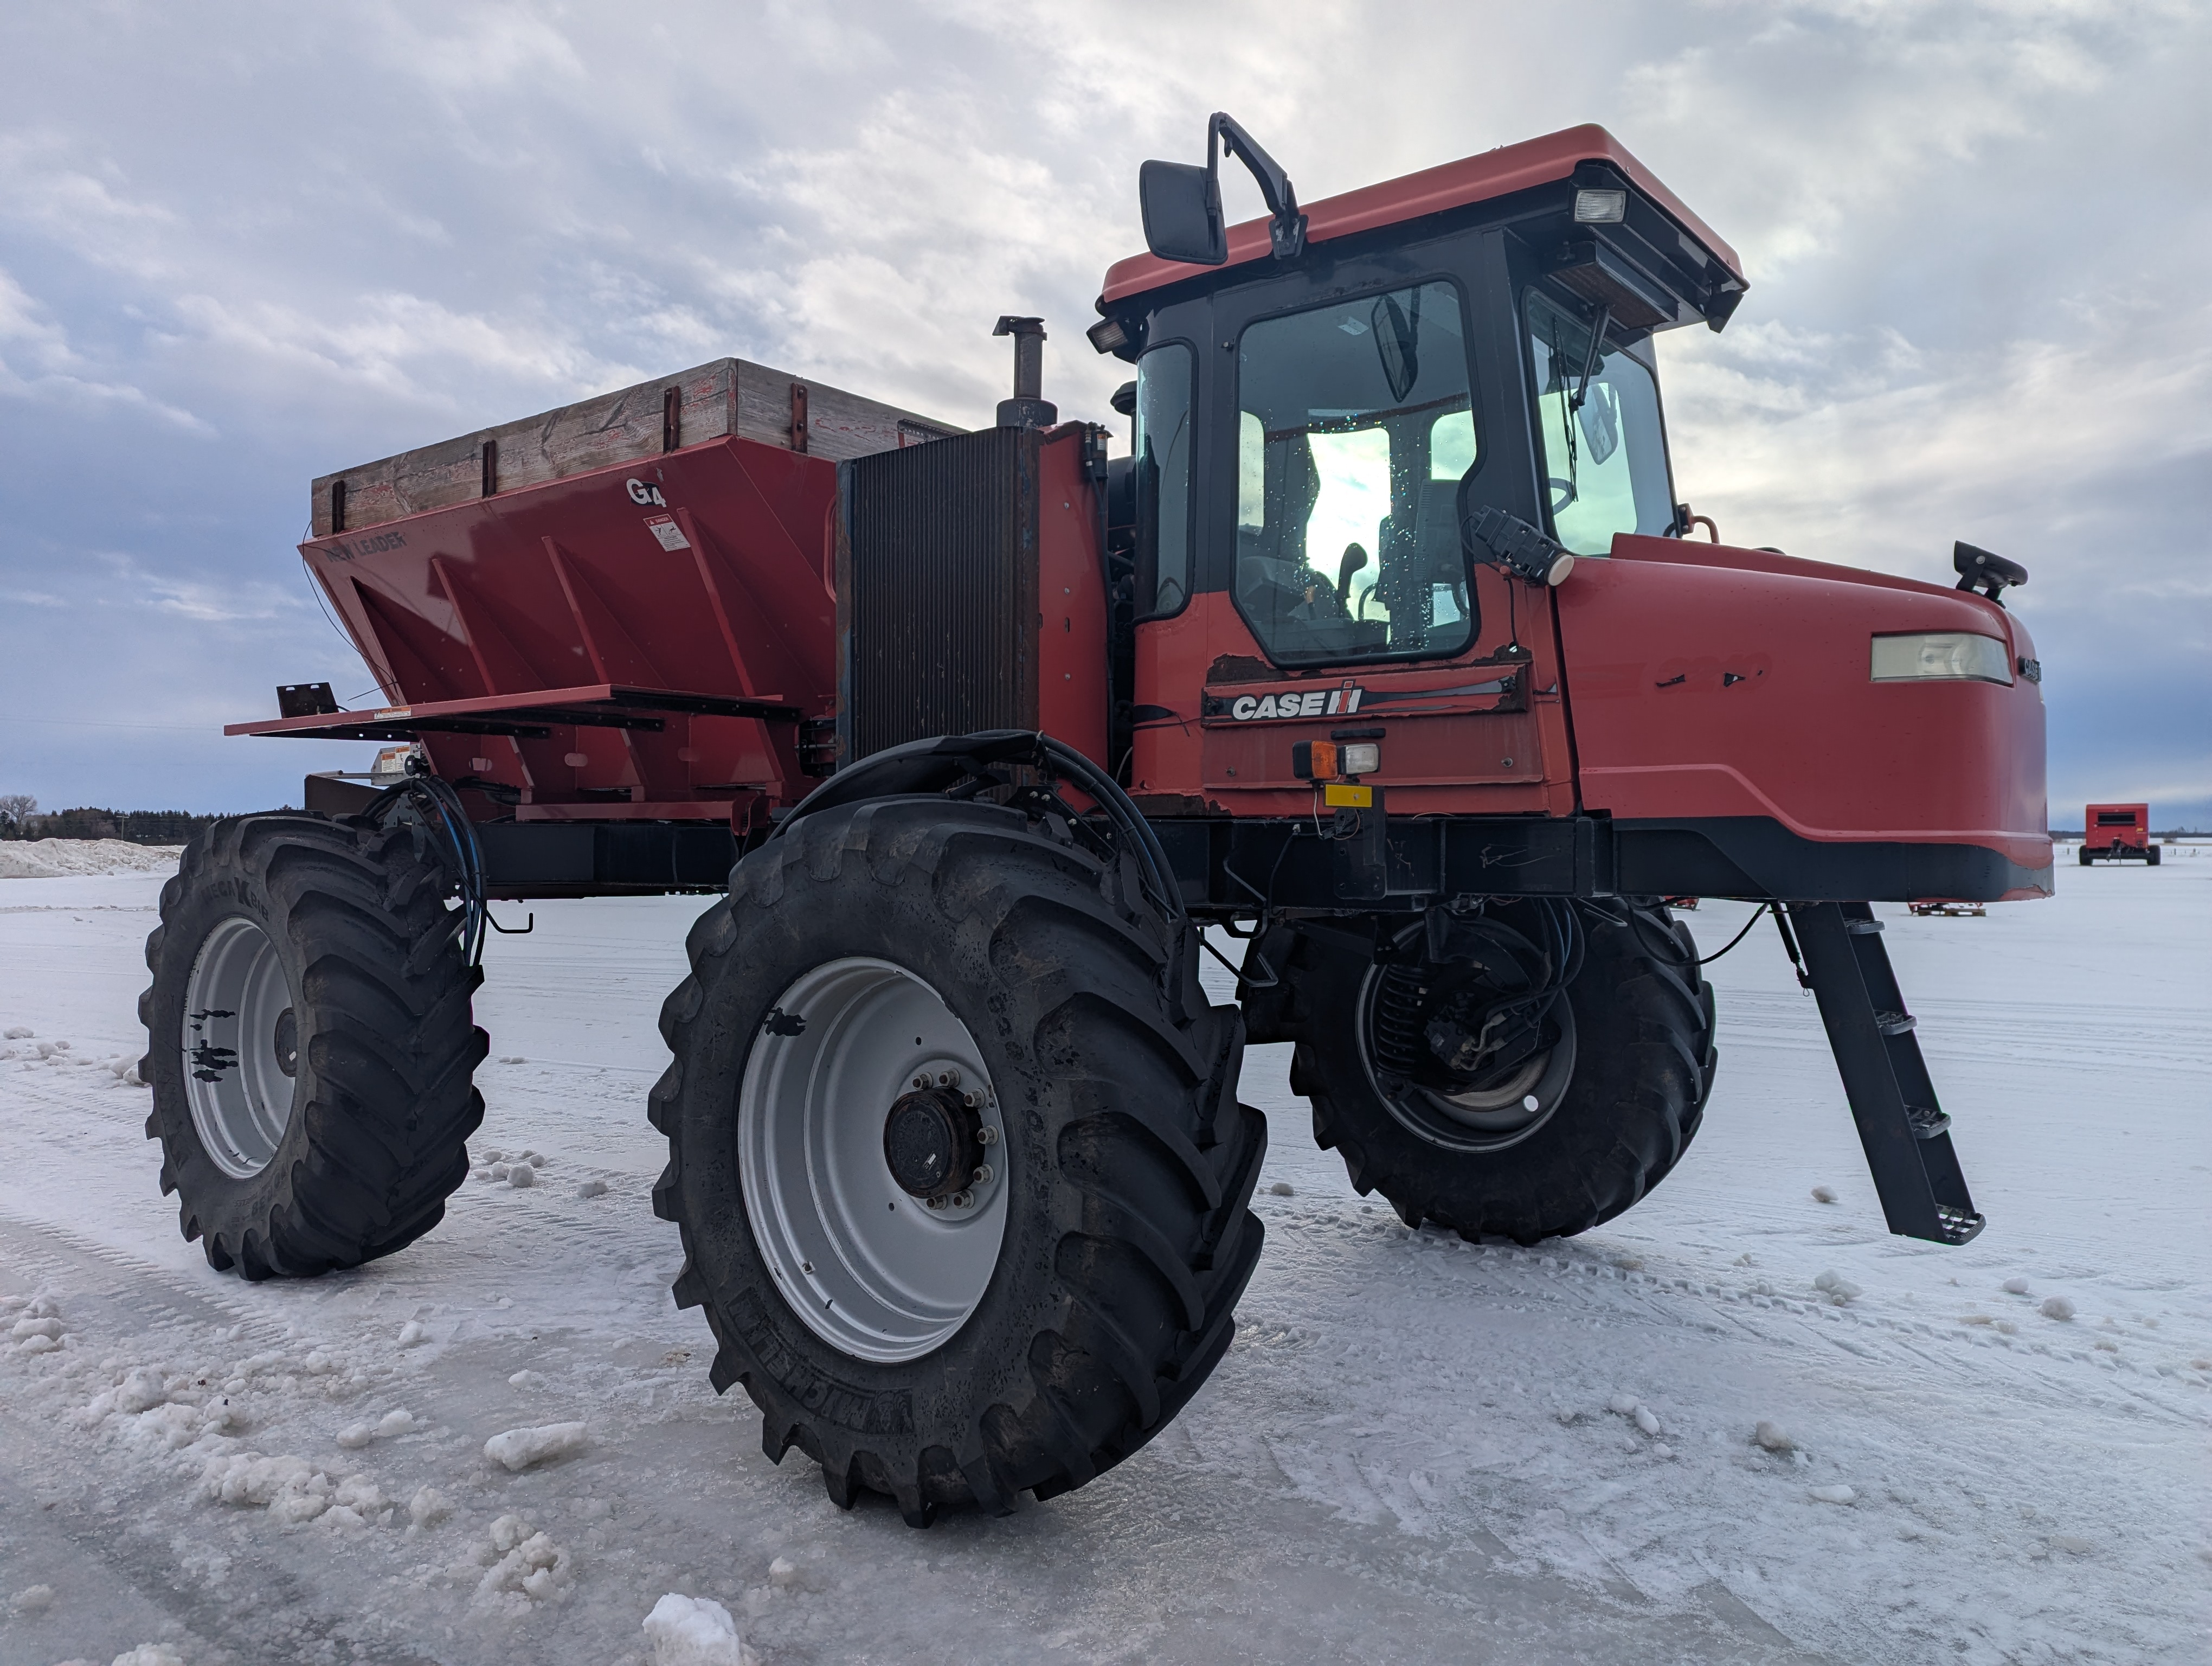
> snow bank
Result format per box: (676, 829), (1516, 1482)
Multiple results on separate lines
(644, 1593), (747, 1665)
(0, 839), (182, 879)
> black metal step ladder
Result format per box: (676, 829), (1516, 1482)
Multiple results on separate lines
(1783, 901), (1984, 1245)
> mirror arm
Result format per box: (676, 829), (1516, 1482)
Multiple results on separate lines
(1209, 113), (1308, 260)
(1569, 304), (1611, 412)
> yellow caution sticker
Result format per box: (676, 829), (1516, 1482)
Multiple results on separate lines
(1322, 783), (1372, 808)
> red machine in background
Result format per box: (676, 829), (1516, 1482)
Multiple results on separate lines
(2081, 803), (2157, 864)
(141, 116), (2053, 1529)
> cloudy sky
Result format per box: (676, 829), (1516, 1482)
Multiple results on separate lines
(2, 0), (2205, 828)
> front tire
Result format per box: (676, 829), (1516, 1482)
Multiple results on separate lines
(139, 815), (485, 1278)
(1282, 900), (1715, 1243)
(652, 796), (1265, 1524)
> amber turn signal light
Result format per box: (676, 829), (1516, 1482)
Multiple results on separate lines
(1291, 740), (1380, 780)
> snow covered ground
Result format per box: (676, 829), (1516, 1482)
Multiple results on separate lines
(1, 847), (2207, 1665)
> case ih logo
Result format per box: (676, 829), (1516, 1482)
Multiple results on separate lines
(1225, 683), (1364, 721)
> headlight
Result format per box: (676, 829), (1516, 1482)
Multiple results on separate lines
(1869, 632), (2014, 685)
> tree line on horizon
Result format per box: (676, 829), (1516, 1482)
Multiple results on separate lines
(0, 797), (236, 845)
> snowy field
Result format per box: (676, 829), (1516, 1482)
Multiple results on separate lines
(1, 848), (2207, 1665)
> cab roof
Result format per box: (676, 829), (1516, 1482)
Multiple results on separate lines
(1098, 123), (1743, 309)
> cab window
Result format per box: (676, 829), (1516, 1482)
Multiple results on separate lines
(1525, 290), (1675, 555)
(1234, 280), (1479, 665)
(1134, 342), (1195, 617)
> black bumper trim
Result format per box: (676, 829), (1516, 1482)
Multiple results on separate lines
(1150, 812), (2049, 911)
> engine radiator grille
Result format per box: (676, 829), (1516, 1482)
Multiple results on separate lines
(841, 427), (1039, 763)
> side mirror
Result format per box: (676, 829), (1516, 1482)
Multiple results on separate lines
(1139, 160), (1226, 265)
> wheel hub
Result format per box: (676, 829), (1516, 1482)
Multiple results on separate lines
(883, 1085), (984, 1204)
(1361, 938), (1578, 1152)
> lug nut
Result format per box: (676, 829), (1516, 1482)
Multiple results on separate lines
(950, 1190), (973, 1209)
(926, 1195), (947, 1210)
(971, 1165), (993, 1185)
(912, 1075), (930, 1091)
(976, 1125), (998, 1145)
(937, 1068), (961, 1088)
(962, 1089), (982, 1108)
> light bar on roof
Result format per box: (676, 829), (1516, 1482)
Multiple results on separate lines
(1573, 188), (1628, 223)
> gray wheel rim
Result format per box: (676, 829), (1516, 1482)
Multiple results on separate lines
(182, 915), (299, 1179)
(738, 957), (1008, 1364)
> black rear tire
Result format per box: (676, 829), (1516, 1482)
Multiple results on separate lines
(1281, 900), (1714, 1244)
(651, 796), (1266, 1525)
(139, 814), (485, 1279)
(2147, 845), (2162, 866)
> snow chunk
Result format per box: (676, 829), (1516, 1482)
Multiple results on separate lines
(2, 1025), (31, 1039)
(336, 1407), (416, 1449)
(1809, 1185), (1837, 1204)
(507, 1163), (536, 1189)
(408, 1485), (453, 1528)
(480, 1147), (504, 1162)
(768, 1554), (801, 1588)
(2002, 1276), (2030, 1295)
(475, 1515), (572, 1609)
(644, 1592), (746, 1665)
(1268, 1181), (1295, 1197)
(1605, 1392), (1638, 1417)
(2040, 1295), (2076, 1321)
(396, 1321), (428, 1348)
(114, 1367), (168, 1414)
(9, 1582), (54, 1614)
(1632, 1405), (1662, 1437)
(1753, 1420), (1797, 1452)
(577, 1178), (608, 1199)
(1812, 1269), (1862, 1304)
(110, 1646), (187, 1666)
(200, 1452), (370, 1526)
(2047, 1534), (2095, 1556)
(484, 1420), (588, 1471)
(1808, 1483), (1857, 1505)
(509, 1370), (545, 1389)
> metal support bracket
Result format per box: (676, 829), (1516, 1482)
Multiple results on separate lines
(1788, 901), (1984, 1245)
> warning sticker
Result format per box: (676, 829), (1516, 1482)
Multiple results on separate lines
(645, 514), (691, 552)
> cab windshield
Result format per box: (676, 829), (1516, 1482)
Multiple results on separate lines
(1526, 290), (1675, 555)
(1234, 279), (1480, 666)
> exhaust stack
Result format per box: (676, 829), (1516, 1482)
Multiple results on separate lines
(993, 316), (1057, 429)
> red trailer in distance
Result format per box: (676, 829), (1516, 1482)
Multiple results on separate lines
(2081, 803), (2157, 865)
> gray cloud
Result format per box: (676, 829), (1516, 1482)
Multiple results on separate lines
(1, 0), (2204, 825)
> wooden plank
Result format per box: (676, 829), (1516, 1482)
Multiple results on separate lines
(311, 359), (962, 536)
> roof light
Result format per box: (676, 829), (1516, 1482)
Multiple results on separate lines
(1869, 632), (2014, 686)
(1574, 188), (1628, 223)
